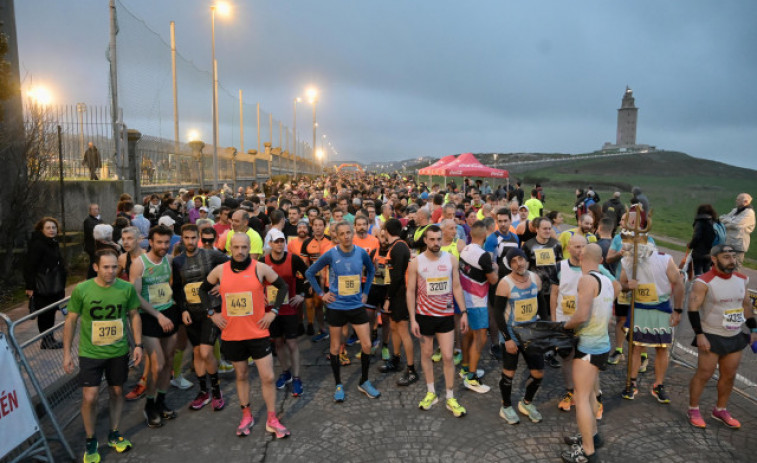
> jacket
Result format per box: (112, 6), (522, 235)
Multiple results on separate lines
(688, 214), (715, 258)
(83, 214), (102, 256)
(720, 206), (755, 253)
(24, 231), (66, 293)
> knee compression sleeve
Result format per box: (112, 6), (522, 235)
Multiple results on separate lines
(499, 373), (514, 407)
(330, 353), (341, 385)
(524, 375), (543, 403)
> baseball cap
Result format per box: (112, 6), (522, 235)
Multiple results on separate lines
(269, 229), (286, 242)
(158, 216), (175, 228)
(199, 206), (209, 212)
(710, 243), (739, 256)
(297, 219), (309, 228)
(518, 205), (529, 212)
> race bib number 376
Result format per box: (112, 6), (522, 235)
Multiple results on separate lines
(91, 319), (124, 346)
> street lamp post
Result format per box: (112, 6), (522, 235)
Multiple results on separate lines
(210, 2), (230, 190)
(293, 97), (301, 177)
(307, 87), (318, 166)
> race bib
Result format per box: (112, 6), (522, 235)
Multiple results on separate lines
(617, 291), (632, 305)
(338, 275), (361, 296)
(535, 248), (556, 266)
(91, 319), (124, 346)
(514, 297), (538, 323)
(226, 292), (253, 317)
(634, 284), (658, 303)
(426, 277), (450, 296)
(561, 296), (576, 316)
(723, 308), (745, 331)
(184, 282), (202, 304)
(148, 282), (172, 305)
(266, 286), (289, 305)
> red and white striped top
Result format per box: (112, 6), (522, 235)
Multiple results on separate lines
(416, 252), (454, 317)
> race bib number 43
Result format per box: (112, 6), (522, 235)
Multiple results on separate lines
(91, 319), (124, 346)
(338, 275), (361, 296)
(226, 292), (253, 317)
(426, 277), (450, 296)
(148, 283), (172, 305)
(514, 297), (538, 323)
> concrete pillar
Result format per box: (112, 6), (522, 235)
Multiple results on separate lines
(127, 129), (142, 200)
(189, 140), (205, 189)
(264, 142), (272, 179)
(247, 149), (258, 182)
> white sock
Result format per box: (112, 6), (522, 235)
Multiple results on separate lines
(427, 384), (435, 394)
(446, 389), (454, 399)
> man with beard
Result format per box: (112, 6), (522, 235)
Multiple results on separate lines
(302, 217), (334, 342)
(559, 214), (597, 261)
(686, 244), (757, 429)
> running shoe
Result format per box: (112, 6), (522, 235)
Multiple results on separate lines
(418, 392), (439, 410)
(607, 348), (624, 365)
(291, 378), (303, 397)
(518, 400), (543, 423)
(311, 331), (330, 343)
(558, 391), (575, 412)
(107, 430), (132, 453)
(339, 351), (351, 366)
(651, 384), (670, 404)
(596, 402), (604, 421)
(306, 323), (315, 336)
(639, 354), (649, 373)
(687, 408), (706, 428)
(334, 384), (345, 402)
(276, 371), (293, 389)
(358, 380), (381, 399)
(143, 402), (162, 428)
(458, 367), (470, 380)
(379, 359), (400, 373)
(711, 408), (741, 429)
(346, 333), (359, 346)
(189, 391), (211, 411)
(247, 357), (255, 366)
(266, 415), (291, 439)
(453, 350), (463, 366)
(563, 433), (604, 449)
(236, 413), (254, 437)
(446, 397), (467, 417)
(170, 374), (193, 390)
(83, 439), (100, 463)
(545, 351), (561, 369)
(621, 384), (638, 400)
(381, 346), (390, 361)
(431, 348), (442, 362)
(125, 383), (146, 401)
(561, 444), (597, 463)
(397, 370), (418, 387)
(218, 360), (235, 374)
(212, 392), (225, 411)
(499, 405), (519, 425)
(157, 400), (177, 420)
(463, 376), (491, 394)
(370, 339), (381, 355)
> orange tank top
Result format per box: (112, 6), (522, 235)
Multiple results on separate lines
(219, 260), (269, 341)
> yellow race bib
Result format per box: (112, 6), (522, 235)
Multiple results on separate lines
(91, 319), (124, 346)
(226, 292), (253, 317)
(561, 296), (576, 316)
(426, 277), (450, 296)
(266, 286), (289, 305)
(514, 297), (538, 322)
(338, 275), (361, 296)
(535, 248), (556, 266)
(617, 291), (631, 305)
(634, 284), (658, 303)
(148, 282), (172, 305)
(184, 282), (202, 304)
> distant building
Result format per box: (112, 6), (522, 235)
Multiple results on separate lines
(602, 87), (654, 152)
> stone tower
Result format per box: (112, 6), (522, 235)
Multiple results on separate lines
(616, 86), (638, 146)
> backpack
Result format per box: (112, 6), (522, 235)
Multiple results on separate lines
(712, 221), (726, 246)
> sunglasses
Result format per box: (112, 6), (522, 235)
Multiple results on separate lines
(201, 238), (215, 244)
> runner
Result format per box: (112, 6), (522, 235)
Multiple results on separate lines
(686, 244), (757, 429)
(458, 220), (498, 394)
(348, 215), (381, 358)
(493, 248), (544, 425)
(172, 224), (228, 412)
(561, 244), (619, 463)
(219, 210), (264, 259)
(305, 220), (380, 401)
(129, 225), (180, 428)
(301, 216), (334, 342)
(199, 232), (291, 438)
(63, 249), (143, 463)
(559, 214), (597, 261)
(407, 225), (468, 417)
(265, 229), (308, 398)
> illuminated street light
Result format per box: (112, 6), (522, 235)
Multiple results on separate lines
(27, 85), (52, 106)
(293, 96), (302, 176)
(188, 130), (200, 142)
(307, 86), (319, 162)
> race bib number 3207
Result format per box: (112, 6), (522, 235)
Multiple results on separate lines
(426, 277), (450, 296)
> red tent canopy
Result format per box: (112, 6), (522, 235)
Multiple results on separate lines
(439, 153), (508, 178)
(418, 155), (457, 176)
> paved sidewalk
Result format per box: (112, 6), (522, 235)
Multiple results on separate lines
(53, 331), (757, 463)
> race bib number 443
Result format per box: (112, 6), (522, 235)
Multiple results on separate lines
(338, 275), (361, 296)
(91, 319), (124, 346)
(226, 292), (253, 317)
(426, 277), (450, 296)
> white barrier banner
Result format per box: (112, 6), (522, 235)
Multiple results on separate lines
(0, 335), (39, 459)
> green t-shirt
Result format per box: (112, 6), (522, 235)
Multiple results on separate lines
(524, 198), (543, 220)
(68, 278), (140, 359)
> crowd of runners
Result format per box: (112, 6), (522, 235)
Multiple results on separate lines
(58, 172), (755, 463)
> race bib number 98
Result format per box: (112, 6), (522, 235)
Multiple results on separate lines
(426, 277), (450, 296)
(184, 282), (202, 304)
(91, 319), (124, 346)
(338, 275), (361, 296)
(226, 292), (253, 317)
(514, 297), (538, 323)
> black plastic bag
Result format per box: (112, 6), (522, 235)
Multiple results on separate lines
(511, 321), (576, 356)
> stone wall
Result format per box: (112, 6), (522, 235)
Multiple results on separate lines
(40, 180), (135, 232)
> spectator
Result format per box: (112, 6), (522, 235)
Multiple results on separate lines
(131, 204), (151, 247)
(720, 193), (755, 270)
(631, 186), (650, 213)
(82, 141), (100, 180)
(688, 204), (717, 276)
(83, 203), (102, 278)
(602, 192), (626, 231)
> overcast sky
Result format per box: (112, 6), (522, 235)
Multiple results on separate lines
(14, 0), (757, 169)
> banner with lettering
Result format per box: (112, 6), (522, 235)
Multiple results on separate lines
(0, 335), (39, 458)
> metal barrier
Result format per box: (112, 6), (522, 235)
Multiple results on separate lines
(5, 299), (77, 461)
(0, 313), (55, 463)
(670, 281), (757, 403)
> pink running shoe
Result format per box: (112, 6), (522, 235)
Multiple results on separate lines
(236, 413), (254, 437)
(711, 408), (741, 429)
(265, 416), (291, 439)
(687, 408), (706, 428)
(189, 392), (210, 411)
(212, 393), (225, 411)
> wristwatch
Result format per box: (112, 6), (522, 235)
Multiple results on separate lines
(207, 308), (215, 317)
(271, 308), (279, 316)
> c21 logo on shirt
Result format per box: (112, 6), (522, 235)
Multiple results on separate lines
(89, 304), (125, 320)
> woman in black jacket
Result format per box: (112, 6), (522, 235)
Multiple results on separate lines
(688, 204), (717, 276)
(24, 217), (67, 349)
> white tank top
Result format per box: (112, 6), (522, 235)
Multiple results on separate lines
(556, 260), (582, 322)
(698, 271), (749, 337)
(416, 252), (454, 317)
(621, 252), (672, 305)
(576, 271), (614, 354)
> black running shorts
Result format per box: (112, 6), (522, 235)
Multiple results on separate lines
(416, 314), (454, 336)
(221, 337), (272, 362)
(79, 354), (130, 388)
